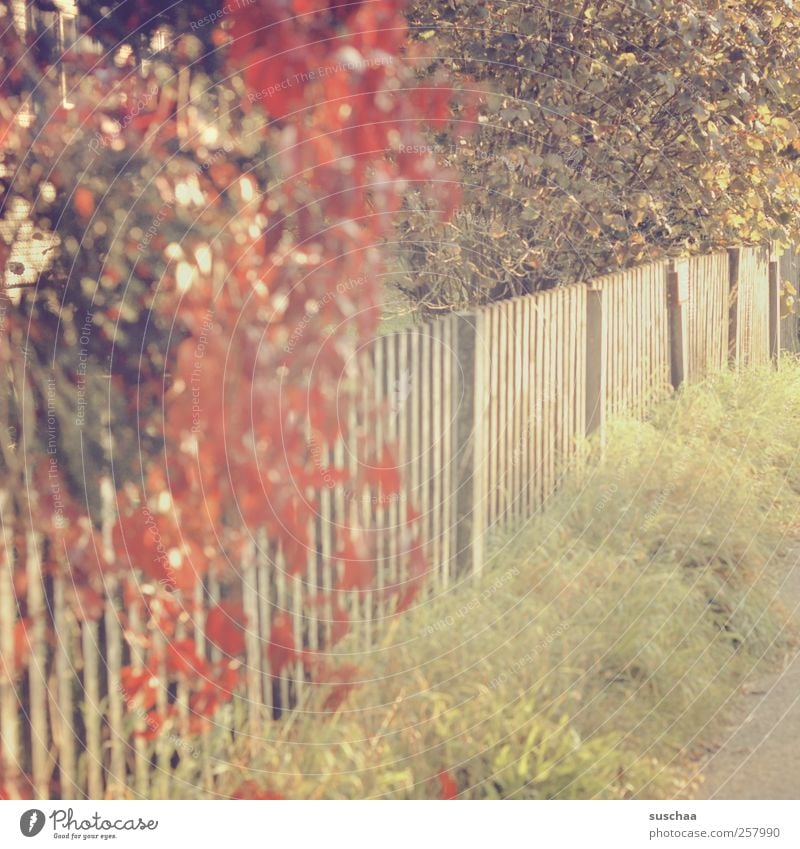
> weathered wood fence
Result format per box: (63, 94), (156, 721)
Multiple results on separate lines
(1, 243), (797, 799)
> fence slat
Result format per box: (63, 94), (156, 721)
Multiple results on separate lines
(489, 306), (500, 526)
(395, 332), (409, 598)
(53, 574), (77, 798)
(500, 302), (512, 523)
(431, 320), (444, 587)
(546, 291), (557, 502)
(257, 533), (274, 714)
(440, 318), (453, 585)
(576, 286), (587, 445)
(242, 537), (261, 733)
(521, 297), (532, 514)
(81, 618), (103, 799)
(472, 311), (488, 575)
(127, 598), (150, 797)
(275, 554), (290, 715)
(101, 478), (125, 796)
(26, 530), (49, 799)
(0, 489), (19, 788)
(534, 298), (548, 509)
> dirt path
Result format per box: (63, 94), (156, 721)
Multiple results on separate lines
(687, 554), (800, 799)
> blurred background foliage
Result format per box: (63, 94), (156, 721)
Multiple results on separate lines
(393, 0), (800, 313)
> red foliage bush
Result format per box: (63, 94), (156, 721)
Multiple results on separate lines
(0, 0), (468, 794)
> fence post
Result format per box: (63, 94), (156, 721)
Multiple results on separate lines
(585, 286), (605, 437)
(769, 243), (781, 365)
(452, 311), (486, 577)
(728, 247), (741, 368)
(667, 260), (689, 389)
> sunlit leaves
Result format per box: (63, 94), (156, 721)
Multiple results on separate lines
(399, 0), (800, 307)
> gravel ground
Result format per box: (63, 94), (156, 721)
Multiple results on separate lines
(688, 555), (800, 799)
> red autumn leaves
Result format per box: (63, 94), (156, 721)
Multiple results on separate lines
(205, 601), (247, 656)
(3, 619), (30, 679)
(437, 770), (459, 800)
(120, 644), (241, 738)
(0, 0), (469, 788)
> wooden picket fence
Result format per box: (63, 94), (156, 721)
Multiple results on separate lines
(1, 242), (797, 799)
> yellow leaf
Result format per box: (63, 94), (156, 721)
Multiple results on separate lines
(745, 135), (764, 152)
